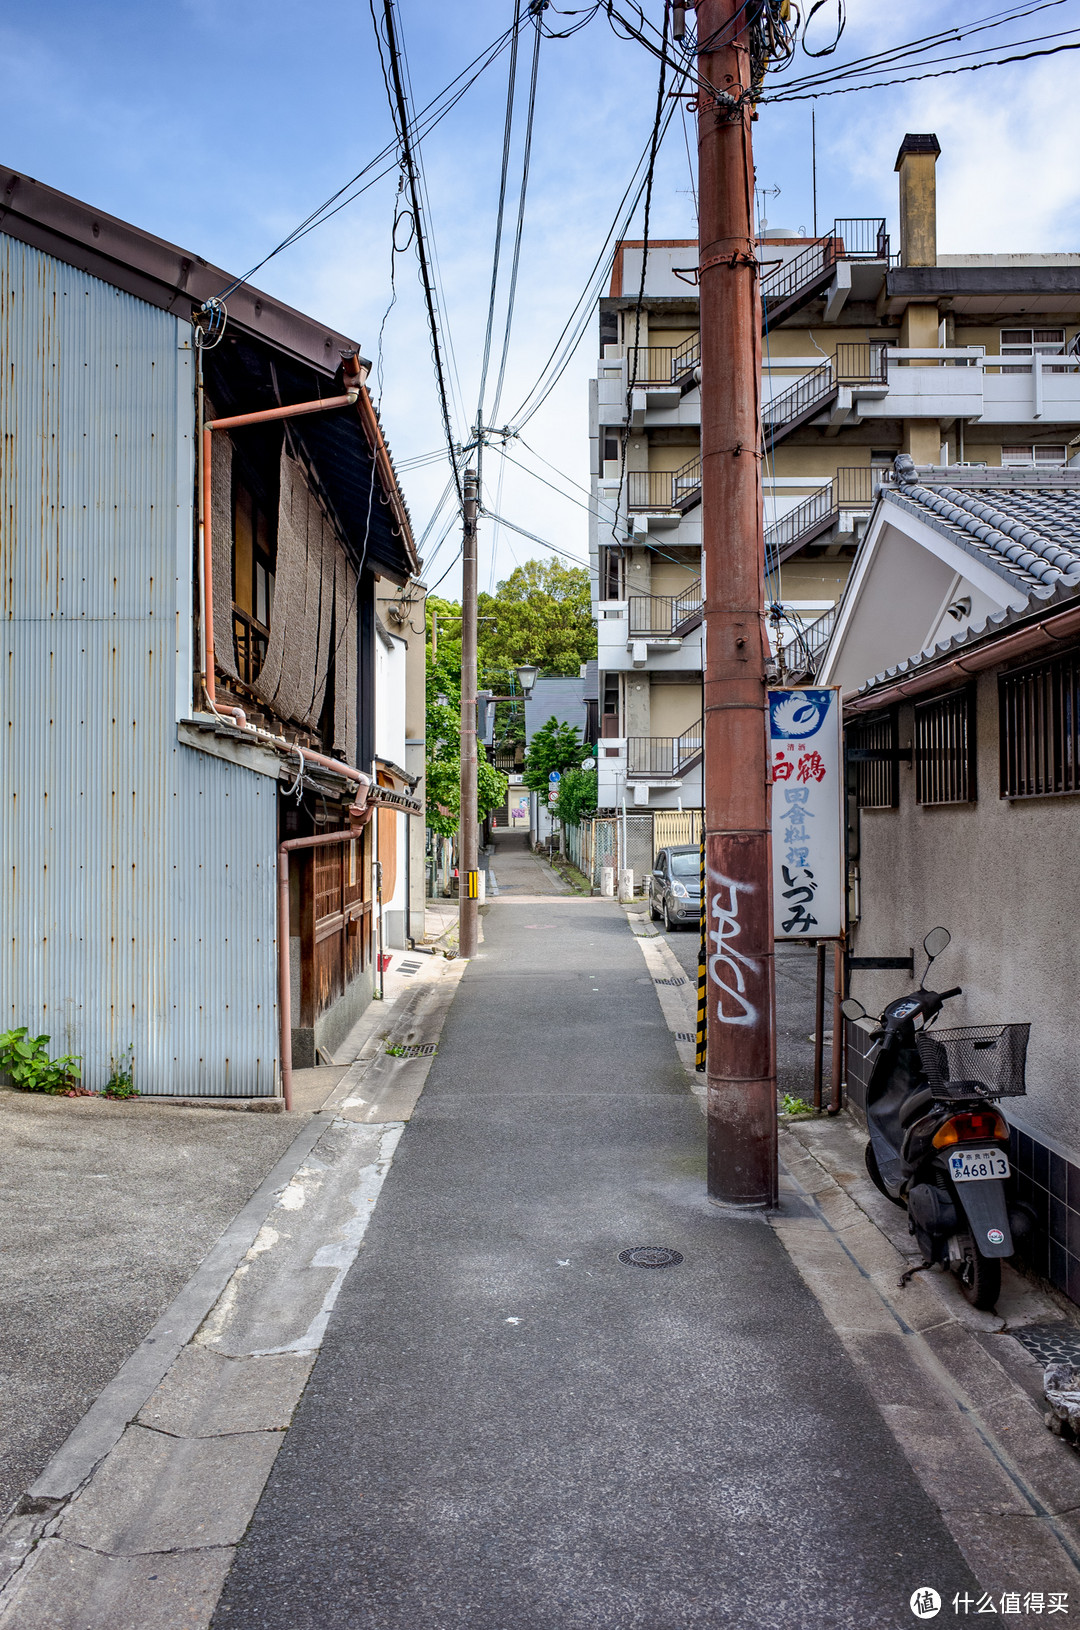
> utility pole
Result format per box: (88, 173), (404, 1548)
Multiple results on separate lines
(697, 0), (777, 1207)
(458, 466), (480, 958)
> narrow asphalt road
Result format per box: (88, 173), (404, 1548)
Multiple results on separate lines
(213, 838), (974, 1629)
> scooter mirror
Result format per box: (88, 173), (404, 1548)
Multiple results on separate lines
(840, 997), (866, 1021)
(923, 926), (951, 960)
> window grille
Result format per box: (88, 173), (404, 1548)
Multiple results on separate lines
(1000, 445), (1067, 467)
(848, 711), (898, 809)
(999, 648), (1080, 798)
(914, 689), (975, 805)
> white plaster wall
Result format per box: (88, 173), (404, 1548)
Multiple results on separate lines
(851, 673), (1080, 1162)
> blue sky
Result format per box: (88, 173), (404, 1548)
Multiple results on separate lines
(2, 0), (1079, 594)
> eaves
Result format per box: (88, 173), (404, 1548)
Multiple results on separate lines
(0, 164), (361, 376)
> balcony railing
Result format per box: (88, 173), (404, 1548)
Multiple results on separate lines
(627, 723), (703, 780)
(624, 333), (700, 386)
(764, 467), (879, 561)
(626, 454), (702, 512)
(759, 220), (891, 327)
(762, 346), (888, 443)
(627, 577), (703, 637)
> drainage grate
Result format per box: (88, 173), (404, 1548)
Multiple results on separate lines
(618, 1246), (684, 1269)
(398, 961), (422, 976)
(675, 1032), (695, 1043)
(654, 976), (687, 987)
(1012, 1323), (1080, 1368)
(388, 1042), (438, 1059)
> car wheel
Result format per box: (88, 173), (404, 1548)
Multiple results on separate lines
(663, 900), (675, 932)
(649, 890), (660, 922)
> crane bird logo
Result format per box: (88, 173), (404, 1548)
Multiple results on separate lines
(769, 690), (832, 741)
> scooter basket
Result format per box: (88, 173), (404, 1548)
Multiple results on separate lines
(916, 1024), (1030, 1099)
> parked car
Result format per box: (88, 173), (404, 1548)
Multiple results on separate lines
(648, 846), (701, 931)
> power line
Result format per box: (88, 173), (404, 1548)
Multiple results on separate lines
(488, 7), (544, 429)
(376, 0), (464, 509)
(761, 33), (1080, 100)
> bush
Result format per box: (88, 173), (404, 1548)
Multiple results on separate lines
(0, 1029), (82, 1094)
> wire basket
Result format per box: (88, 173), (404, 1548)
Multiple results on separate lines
(917, 1024), (1030, 1100)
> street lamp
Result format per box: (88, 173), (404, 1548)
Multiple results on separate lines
(514, 663), (539, 699)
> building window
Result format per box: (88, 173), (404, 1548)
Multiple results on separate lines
(233, 478), (275, 685)
(914, 689), (975, 805)
(1000, 648), (1080, 798)
(1001, 445), (1068, 468)
(848, 710), (899, 810)
(999, 328), (1067, 377)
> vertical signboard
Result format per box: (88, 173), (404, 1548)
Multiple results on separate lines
(768, 688), (844, 941)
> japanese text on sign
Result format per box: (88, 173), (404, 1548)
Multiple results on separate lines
(769, 688), (844, 941)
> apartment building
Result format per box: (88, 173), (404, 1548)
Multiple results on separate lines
(590, 133), (1080, 812)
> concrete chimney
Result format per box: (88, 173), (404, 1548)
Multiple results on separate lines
(895, 134), (940, 267)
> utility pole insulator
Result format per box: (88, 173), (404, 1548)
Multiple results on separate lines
(697, 0), (778, 1208)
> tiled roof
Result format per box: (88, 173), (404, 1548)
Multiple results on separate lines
(883, 470), (1080, 589)
(843, 464), (1080, 702)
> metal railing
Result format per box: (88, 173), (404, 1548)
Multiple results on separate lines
(763, 467), (879, 561)
(626, 454), (702, 512)
(761, 239), (838, 307)
(803, 602), (839, 667)
(832, 217), (888, 258)
(624, 332), (700, 386)
(761, 219), (889, 314)
(627, 723), (703, 779)
(627, 577), (704, 637)
(834, 343), (889, 384)
(762, 362), (834, 432)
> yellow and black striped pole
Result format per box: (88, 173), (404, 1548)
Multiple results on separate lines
(696, 827), (707, 1072)
(465, 869), (480, 900)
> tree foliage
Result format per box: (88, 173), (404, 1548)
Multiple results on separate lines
(425, 648), (508, 840)
(555, 767), (597, 827)
(523, 716), (586, 806)
(477, 559), (595, 677)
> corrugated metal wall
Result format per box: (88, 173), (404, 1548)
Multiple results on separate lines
(1, 235), (278, 1094)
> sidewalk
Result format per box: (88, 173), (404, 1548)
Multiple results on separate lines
(211, 864), (976, 1630)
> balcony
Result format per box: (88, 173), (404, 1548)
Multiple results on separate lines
(628, 580), (703, 640)
(627, 724), (703, 782)
(626, 455), (702, 513)
(760, 219), (891, 328)
(762, 345), (888, 445)
(764, 467), (878, 564)
(622, 335), (700, 404)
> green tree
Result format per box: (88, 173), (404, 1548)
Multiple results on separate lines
(523, 717), (586, 806)
(555, 766), (597, 827)
(477, 559), (595, 677)
(425, 647), (507, 840)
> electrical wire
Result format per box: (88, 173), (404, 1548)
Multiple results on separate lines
(210, 18), (528, 305)
(761, 33), (1080, 100)
(481, 507), (595, 572)
(488, 6), (543, 429)
(375, 0), (465, 509)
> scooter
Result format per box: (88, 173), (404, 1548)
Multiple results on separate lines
(841, 929), (1032, 1312)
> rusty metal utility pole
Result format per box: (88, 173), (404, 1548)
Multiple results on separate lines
(697, 0), (777, 1207)
(458, 467), (480, 958)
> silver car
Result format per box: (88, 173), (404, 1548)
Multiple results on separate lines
(648, 845), (702, 932)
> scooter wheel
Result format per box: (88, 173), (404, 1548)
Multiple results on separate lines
(865, 1142), (906, 1208)
(956, 1235), (1001, 1312)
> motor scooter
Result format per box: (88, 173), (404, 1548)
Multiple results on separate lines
(841, 929), (1032, 1312)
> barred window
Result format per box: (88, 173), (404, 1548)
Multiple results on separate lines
(848, 711), (899, 809)
(914, 689), (975, 804)
(1000, 649), (1080, 798)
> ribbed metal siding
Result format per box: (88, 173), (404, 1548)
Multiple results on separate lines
(1, 236), (277, 1094)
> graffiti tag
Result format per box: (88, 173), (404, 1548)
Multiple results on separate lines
(707, 869), (760, 1028)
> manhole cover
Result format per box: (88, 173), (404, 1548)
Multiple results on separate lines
(618, 1246), (684, 1269)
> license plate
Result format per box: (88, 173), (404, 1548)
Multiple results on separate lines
(948, 1147), (1011, 1182)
